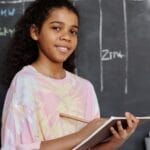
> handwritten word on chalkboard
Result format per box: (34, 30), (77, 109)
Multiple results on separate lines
(0, 8), (16, 17)
(0, 0), (34, 4)
(0, 0), (36, 38)
(102, 49), (125, 61)
(0, 27), (15, 37)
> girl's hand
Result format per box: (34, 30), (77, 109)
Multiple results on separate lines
(109, 112), (139, 146)
(92, 112), (139, 150)
(78, 118), (106, 141)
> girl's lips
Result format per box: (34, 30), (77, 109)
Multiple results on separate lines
(55, 46), (70, 53)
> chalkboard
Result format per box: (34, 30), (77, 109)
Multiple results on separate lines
(76, 0), (150, 149)
(0, 0), (150, 149)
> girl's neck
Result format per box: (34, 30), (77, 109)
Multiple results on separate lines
(32, 60), (66, 79)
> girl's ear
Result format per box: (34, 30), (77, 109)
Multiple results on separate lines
(30, 24), (39, 41)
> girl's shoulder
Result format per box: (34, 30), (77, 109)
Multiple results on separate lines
(11, 65), (37, 86)
(66, 71), (94, 89)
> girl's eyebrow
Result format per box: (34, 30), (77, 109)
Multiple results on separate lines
(50, 21), (63, 24)
(50, 21), (79, 29)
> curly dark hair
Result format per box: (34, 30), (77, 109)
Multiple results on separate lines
(2, 0), (79, 87)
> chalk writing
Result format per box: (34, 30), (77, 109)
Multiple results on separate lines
(0, 27), (15, 37)
(101, 49), (125, 61)
(99, 0), (103, 92)
(0, 0), (34, 4)
(0, 8), (16, 17)
(123, 0), (128, 94)
(99, 0), (128, 93)
(0, 0), (77, 4)
(131, 0), (144, 1)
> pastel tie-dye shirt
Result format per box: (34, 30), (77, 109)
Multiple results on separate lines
(1, 65), (100, 150)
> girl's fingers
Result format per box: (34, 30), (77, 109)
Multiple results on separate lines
(109, 113), (139, 144)
(110, 127), (120, 139)
(117, 121), (125, 133)
(110, 121), (127, 139)
(125, 112), (139, 133)
(125, 112), (133, 128)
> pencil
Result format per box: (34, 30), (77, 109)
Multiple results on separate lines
(59, 112), (89, 123)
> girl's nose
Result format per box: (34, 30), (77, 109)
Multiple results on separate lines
(59, 32), (71, 42)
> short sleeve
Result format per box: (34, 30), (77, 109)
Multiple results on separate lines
(1, 74), (41, 150)
(84, 81), (100, 120)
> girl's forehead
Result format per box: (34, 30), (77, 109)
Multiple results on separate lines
(46, 7), (79, 25)
(48, 7), (78, 19)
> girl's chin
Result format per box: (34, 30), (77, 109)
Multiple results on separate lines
(51, 53), (73, 64)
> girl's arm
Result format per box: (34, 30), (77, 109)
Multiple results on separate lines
(40, 118), (103, 150)
(41, 112), (139, 150)
(40, 131), (81, 150)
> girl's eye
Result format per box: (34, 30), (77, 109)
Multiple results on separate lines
(52, 26), (61, 31)
(70, 29), (78, 36)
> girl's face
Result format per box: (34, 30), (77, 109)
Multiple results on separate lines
(30, 7), (79, 65)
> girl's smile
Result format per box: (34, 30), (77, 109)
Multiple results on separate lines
(55, 45), (70, 53)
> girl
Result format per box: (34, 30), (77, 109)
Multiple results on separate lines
(1, 0), (139, 149)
